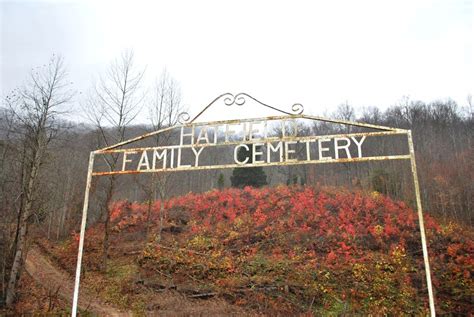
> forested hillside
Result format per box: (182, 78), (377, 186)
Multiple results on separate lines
(25, 186), (474, 315)
(0, 54), (472, 313)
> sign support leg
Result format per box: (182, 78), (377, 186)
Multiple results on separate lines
(72, 152), (95, 316)
(407, 131), (436, 316)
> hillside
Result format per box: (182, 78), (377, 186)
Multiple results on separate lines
(35, 185), (473, 315)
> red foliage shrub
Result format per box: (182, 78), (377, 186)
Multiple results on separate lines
(69, 185), (473, 314)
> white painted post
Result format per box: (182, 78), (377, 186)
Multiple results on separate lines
(407, 131), (436, 316)
(72, 152), (95, 316)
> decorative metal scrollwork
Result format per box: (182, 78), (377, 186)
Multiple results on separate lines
(223, 93), (245, 106)
(177, 112), (191, 124)
(177, 92), (304, 124)
(291, 103), (304, 114)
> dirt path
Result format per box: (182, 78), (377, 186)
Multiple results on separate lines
(25, 245), (131, 316)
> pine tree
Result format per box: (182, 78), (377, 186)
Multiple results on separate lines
(231, 145), (267, 188)
(217, 173), (225, 190)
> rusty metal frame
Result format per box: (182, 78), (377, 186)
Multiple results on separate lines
(72, 93), (436, 316)
(98, 129), (405, 155)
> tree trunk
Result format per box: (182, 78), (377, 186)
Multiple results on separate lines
(57, 175), (71, 240)
(157, 199), (165, 242)
(47, 212), (52, 240)
(102, 176), (115, 272)
(5, 150), (40, 307)
(5, 219), (27, 306)
(156, 185), (166, 242)
(145, 175), (157, 240)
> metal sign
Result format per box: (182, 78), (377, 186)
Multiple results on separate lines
(72, 93), (436, 316)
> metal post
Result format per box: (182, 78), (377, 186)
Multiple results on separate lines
(72, 152), (95, 316)
(407, 131), (436, 316)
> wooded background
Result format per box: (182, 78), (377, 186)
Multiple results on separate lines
(0, 53), (472, 307)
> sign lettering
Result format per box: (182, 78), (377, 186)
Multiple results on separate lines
(113, 119), (369, 173)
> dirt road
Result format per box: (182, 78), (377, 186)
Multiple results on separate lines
(25, 245), (131, 316)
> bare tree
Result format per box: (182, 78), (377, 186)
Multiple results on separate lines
(0, 107), (18, 303)
(140, 70), (184, 240)
(334, 101), (355, 133)
(4, 56), (73, 307)
(85, 50), (145, 271)
(149, 70), (182, 137)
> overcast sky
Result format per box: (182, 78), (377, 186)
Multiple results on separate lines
(1, 0), (473, 122)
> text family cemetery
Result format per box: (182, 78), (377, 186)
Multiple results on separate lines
(103, 119), (371, 174)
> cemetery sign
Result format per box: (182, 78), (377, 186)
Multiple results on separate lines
(72, 93), (436, 316)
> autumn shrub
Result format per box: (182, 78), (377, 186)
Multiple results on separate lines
(66, 185), (473, 315)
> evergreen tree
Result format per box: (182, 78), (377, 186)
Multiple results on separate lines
(231, 145), (267, 188)
(217, 173), (225, 190)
